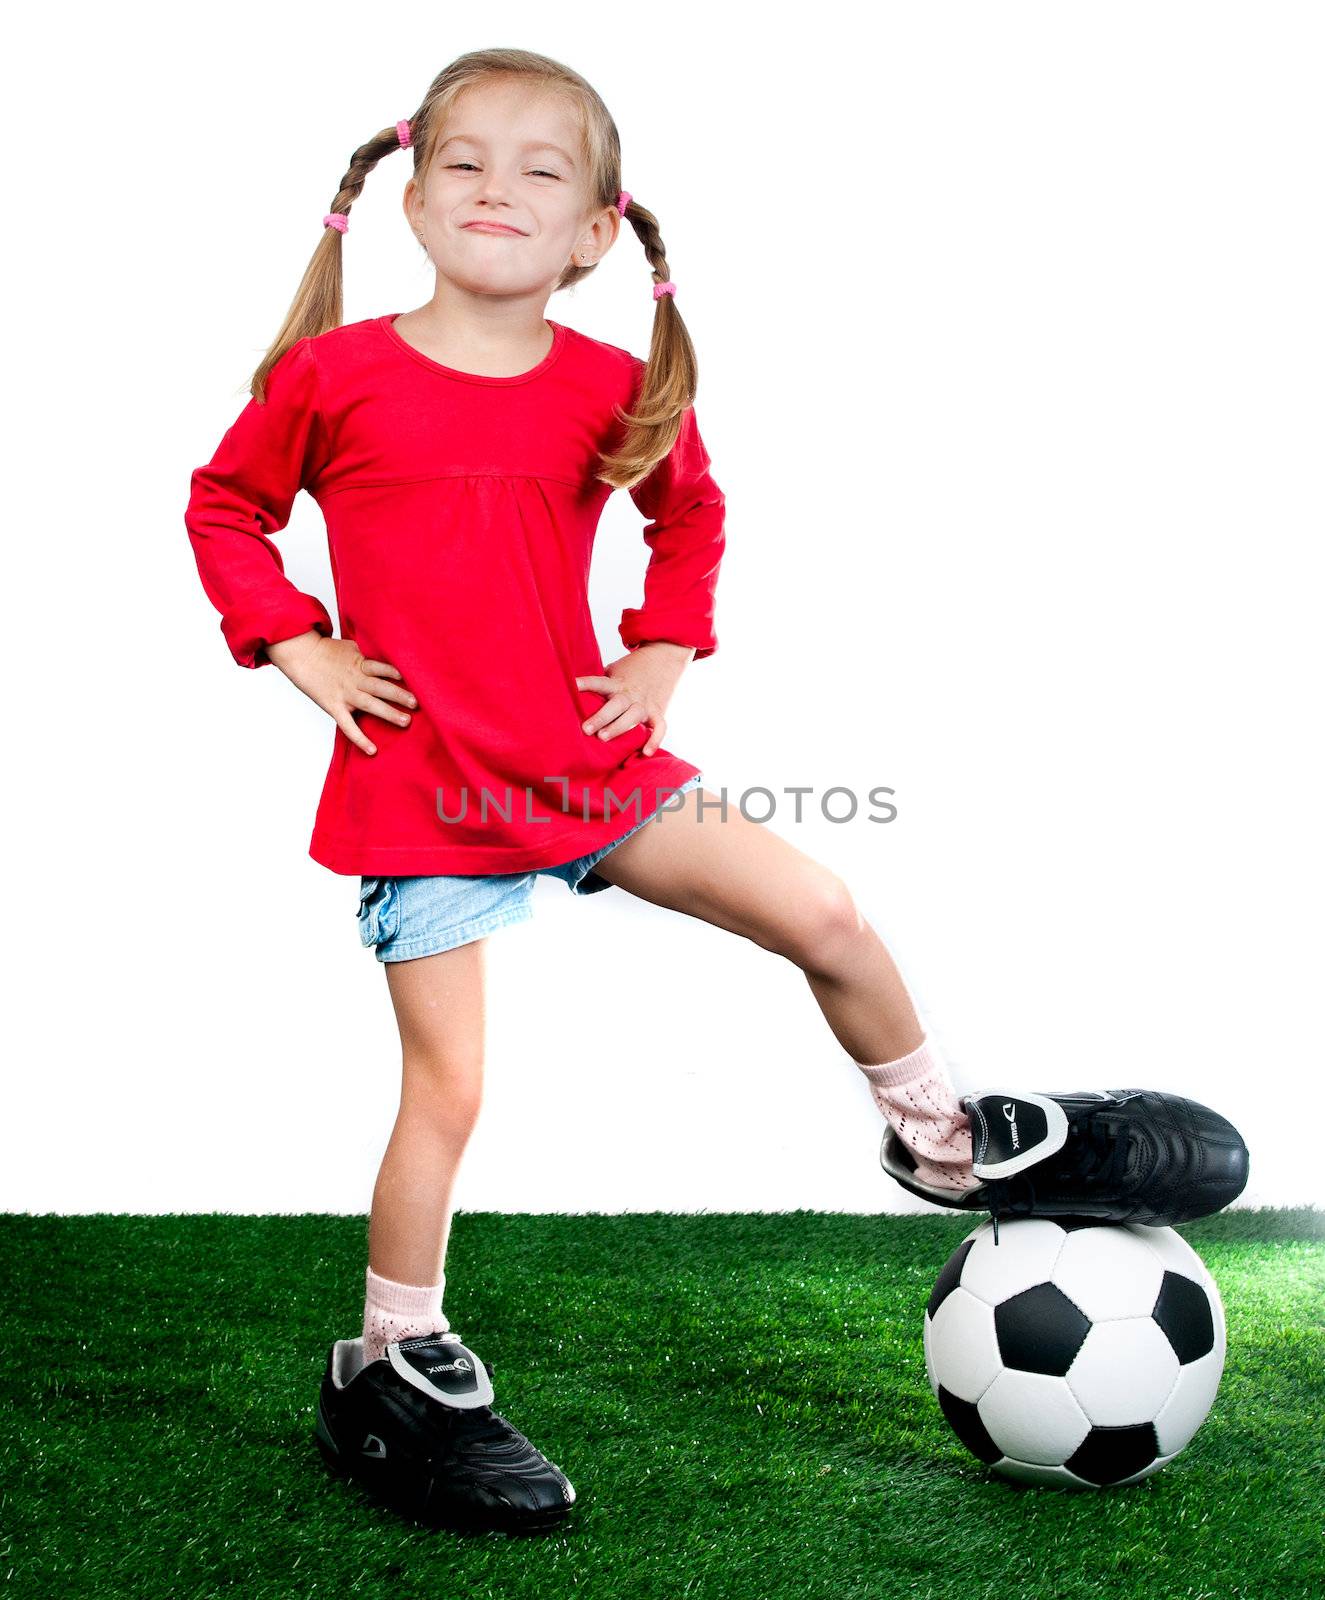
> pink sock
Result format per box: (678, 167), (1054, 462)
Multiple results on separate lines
(362, 1265), (450, 1364)
(856, 1034), (983, 1191)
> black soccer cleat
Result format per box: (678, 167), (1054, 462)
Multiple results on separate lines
(314, 1328), (577, 1534)
(880, 1088), (1249, 1239)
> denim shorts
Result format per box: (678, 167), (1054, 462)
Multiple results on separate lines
(356, 773), (703, 962)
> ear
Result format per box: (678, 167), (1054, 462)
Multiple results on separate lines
(402, 177), (421, 233)
(589, 205), (622, 257)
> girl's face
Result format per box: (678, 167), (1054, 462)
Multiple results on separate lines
(404, 79), (619, 300)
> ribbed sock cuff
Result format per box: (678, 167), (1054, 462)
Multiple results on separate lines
(365, 1264), (445, 1318)
(854, 1034), (940, 1089)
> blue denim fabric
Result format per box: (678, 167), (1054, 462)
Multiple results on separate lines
(356, 773), (703, 962)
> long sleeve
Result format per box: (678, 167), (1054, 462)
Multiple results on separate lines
(619, 404), (726, 660)
(184, 337), (336, 669)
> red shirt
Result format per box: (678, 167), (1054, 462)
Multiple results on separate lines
(184, 314), (725, 876)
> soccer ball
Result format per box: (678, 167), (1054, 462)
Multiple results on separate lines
(923, 1217), (1226, 1488)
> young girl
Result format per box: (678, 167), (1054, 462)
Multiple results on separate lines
(185, 48), (1248, 1535)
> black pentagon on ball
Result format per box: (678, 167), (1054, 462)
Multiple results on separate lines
(1152, 1270), (1215, 1363)
(1066, 1423), (1159, 1486)
(937, 1385), (1002, 1464)
(927, 1238), (976, 1319)
(994, 1283), (1091, 1375)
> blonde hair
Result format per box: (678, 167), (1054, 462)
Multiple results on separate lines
(250, 47), (699, 492)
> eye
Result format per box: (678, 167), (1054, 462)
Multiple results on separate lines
(445, 162), (561, 179)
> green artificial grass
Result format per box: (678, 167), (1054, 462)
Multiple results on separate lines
(2, 1208), (1322, 1599)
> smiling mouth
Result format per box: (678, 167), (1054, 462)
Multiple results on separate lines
(463, 223), (524, 236)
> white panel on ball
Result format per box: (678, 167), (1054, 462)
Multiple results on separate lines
(925, 1287), (1001, 1404)
(978, 1369), (1091, 1465)
(1153, 1348), (1225, 1456)
(1066, 1319), (1181, 1426)
(959, 1218), (1067, 1306)
(1052, 1227), (1165, 1321)
(1141, 1225), (1217, 1287)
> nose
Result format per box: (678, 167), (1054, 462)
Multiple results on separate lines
(474, 176), (514, 210)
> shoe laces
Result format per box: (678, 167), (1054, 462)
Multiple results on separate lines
(1061, 1109), (1133, 1189)
(984, 1109), (1131, 1245)
(986, 1177), (1031, 1245)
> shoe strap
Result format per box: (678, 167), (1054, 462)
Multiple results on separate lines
(387, 1331), (496, 1410)
(966, 1091), (1070, 1179)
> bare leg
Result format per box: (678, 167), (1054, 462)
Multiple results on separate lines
(368, 937), (488, 1286)
(590, 786), (925, 1062)
(588, 785), (976, 1185)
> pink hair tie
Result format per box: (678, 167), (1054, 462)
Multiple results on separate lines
(397, 119), (413, 150)
(323, 212), (349, 233)
(653, 280), (677, 300)
(616, 189), (631, 215)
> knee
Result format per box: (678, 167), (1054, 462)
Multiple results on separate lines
(400, 1052), (484, 1135)
(780, 872), (865, 973)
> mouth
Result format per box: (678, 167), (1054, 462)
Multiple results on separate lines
(462, 222), (525, 236)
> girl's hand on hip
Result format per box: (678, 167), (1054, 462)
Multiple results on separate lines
(265, 630), (417, 756)
(577, 642), (695, 758)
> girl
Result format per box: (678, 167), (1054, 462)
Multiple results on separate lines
(184, 48), (1248, 1535)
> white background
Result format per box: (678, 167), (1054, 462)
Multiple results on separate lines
(4, 2), (1320, 1213)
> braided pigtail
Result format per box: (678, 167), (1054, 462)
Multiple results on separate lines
(593, 192), (701, 493)
(248, 118), (417, 402)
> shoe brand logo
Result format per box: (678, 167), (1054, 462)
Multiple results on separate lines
(360, 1432), (387, 1459)
(1002, 1101), (1020, 1149)
(426, 1358), (473, 1377)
